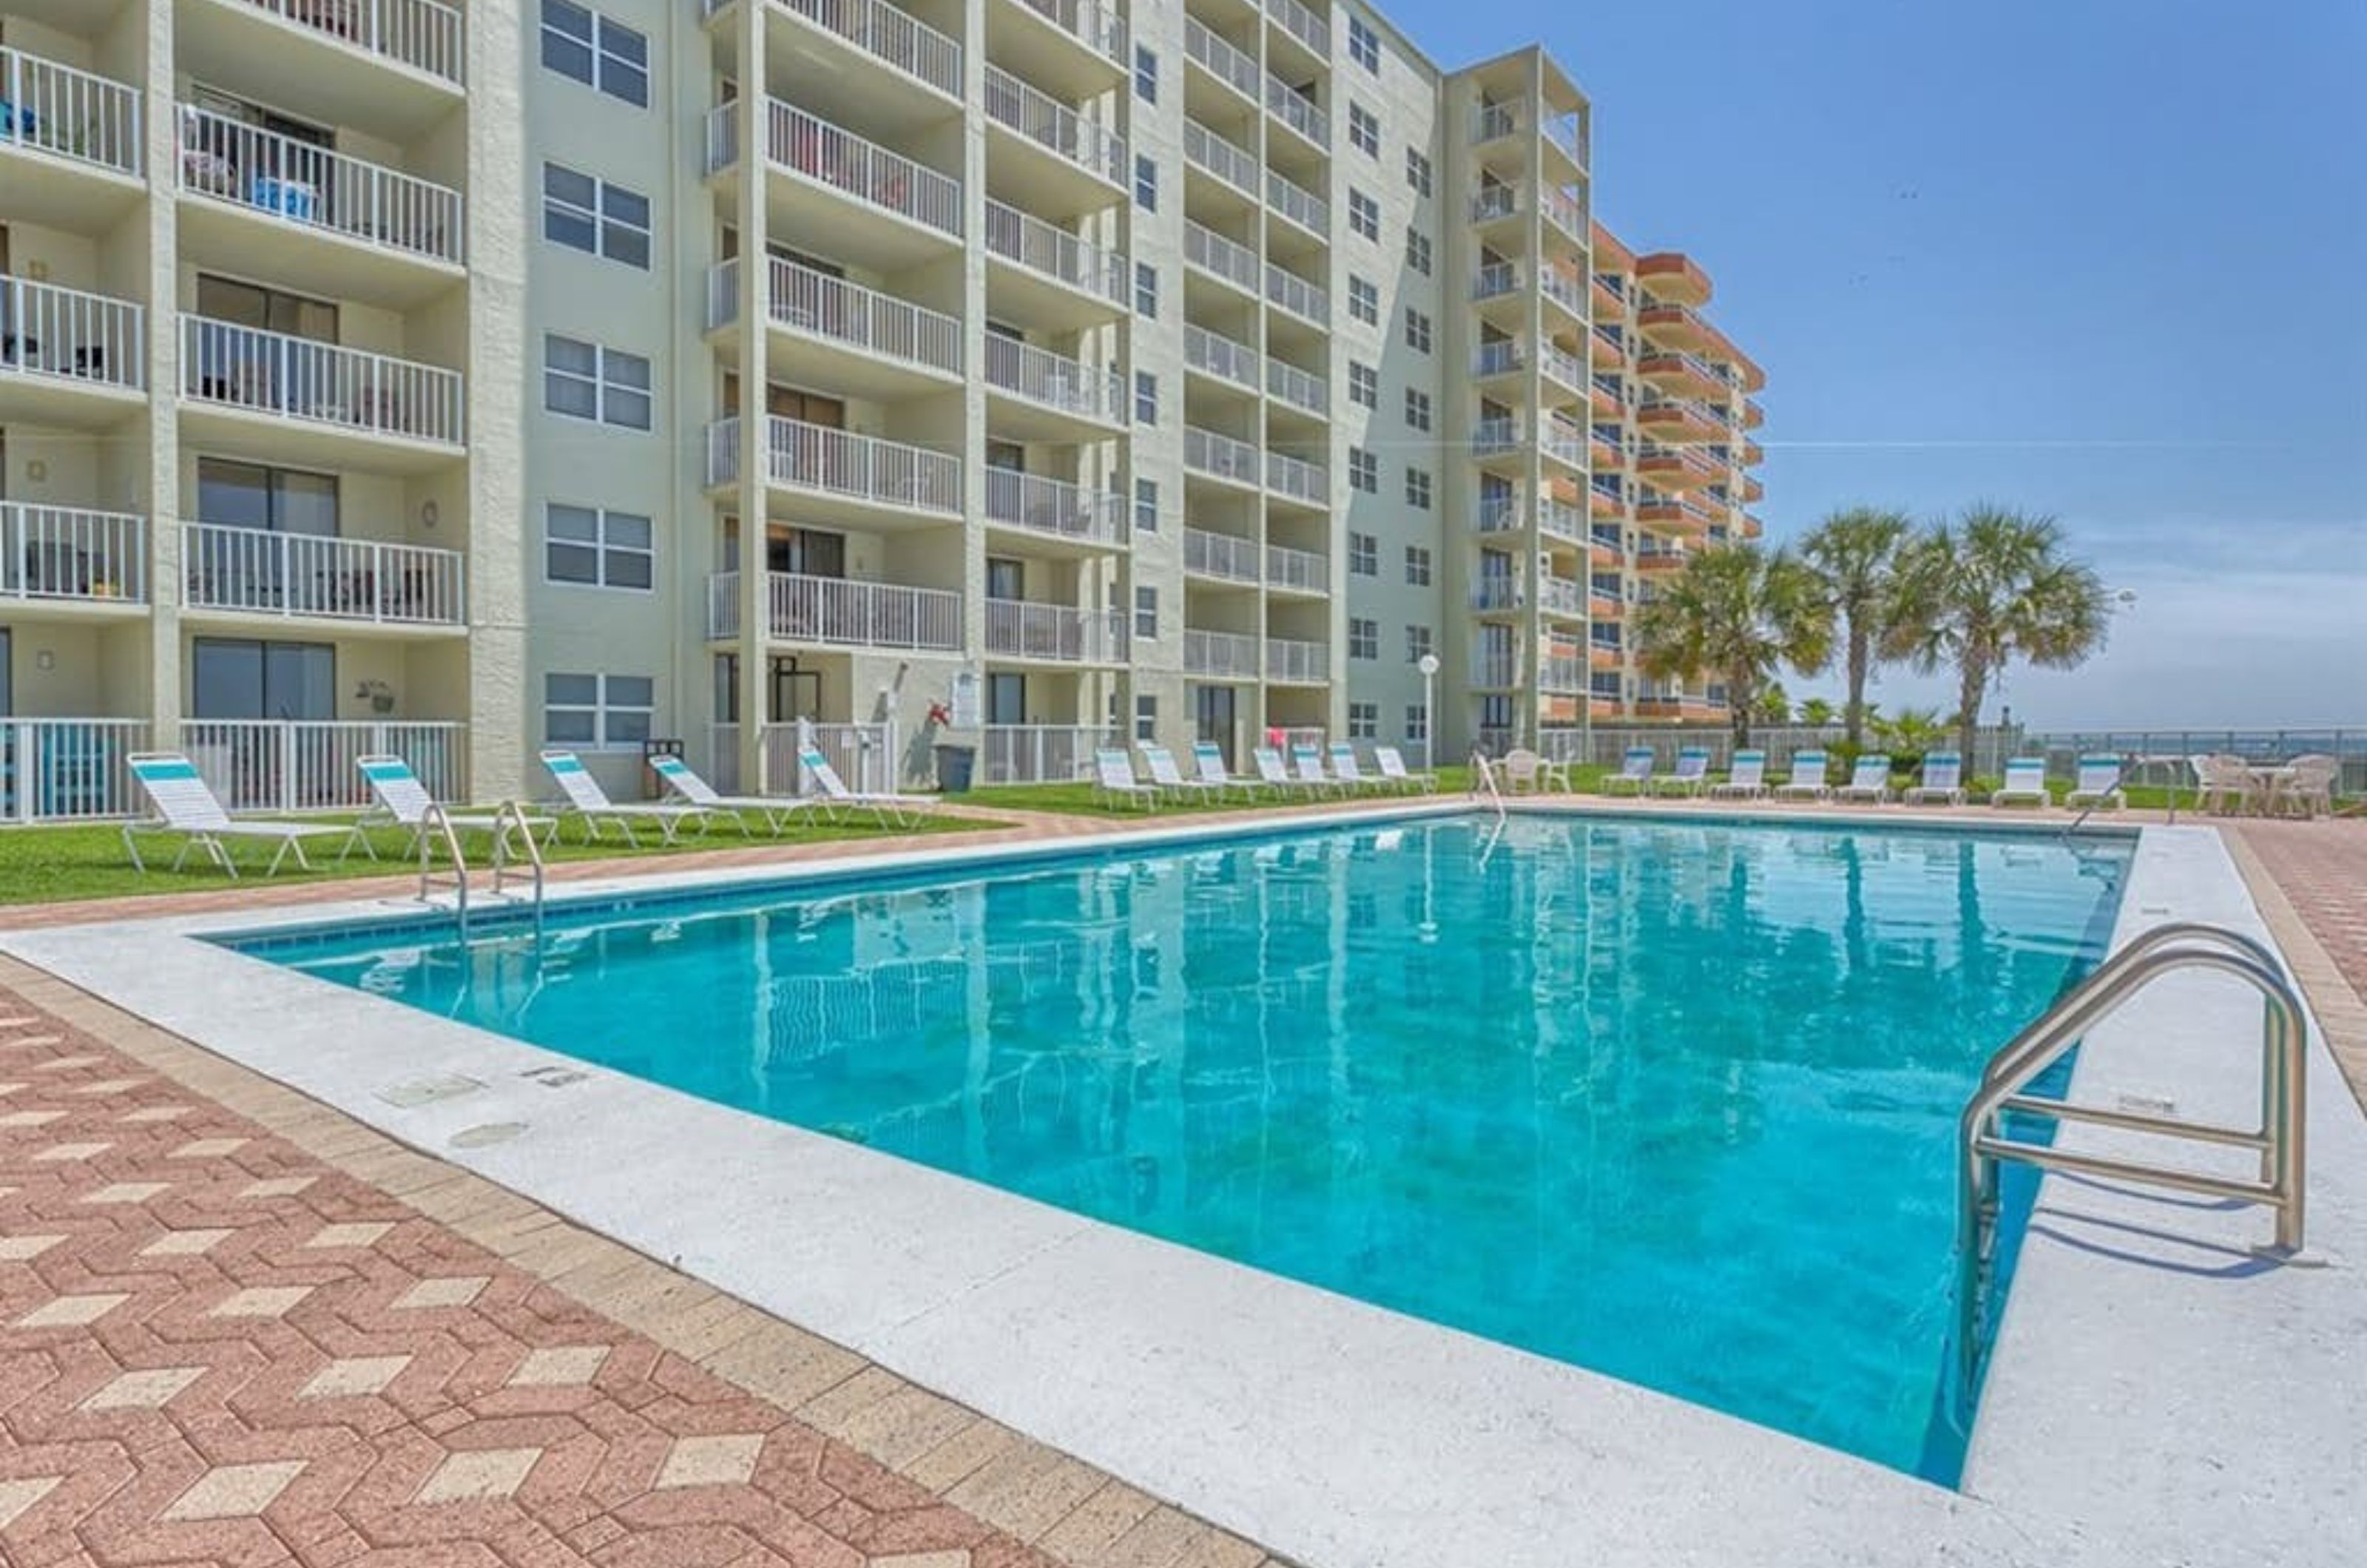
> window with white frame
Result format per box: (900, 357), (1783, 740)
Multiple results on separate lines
(544, 335), (652, 429)
(1135, 584), (1158, 640)
(541, 1), (648, 107)
(1404, 545), (1432, 587)
(1348, 102), (1380, 157)
(1405, 466), (1431, 509)
(1348, 701), (1378, 739)
(1348, 360), (1378, 408)
(1405, 146), (1431, 197)
(1135, 476), (1159, 533)
(1405, 624), (1433, 662)
(1348, 447), (1377, 493)
(1135, 44), (1158, 101)
(544, 672), (653, 749)
(1348, 189), (1380, 241)
(1405, 703), (1429, 744)
(1348, 275), (1379, 325)
(1405, 228), (1431, 276)
(1135, 370), (1158, 425)
(1348, 531), (1378, 575)
(543, 163), (650, 268)
(1404, 387), (1431, 431)
(545, 504), (654, 589)
(1348, 618), (1379, 660)
(1135, 155), (1158, 209)
(1348, 16), (1380, 72)
(1135, 260), (1158, 317)
(1403, 306), (1432, 354)
(1135, 694), (1157, 741)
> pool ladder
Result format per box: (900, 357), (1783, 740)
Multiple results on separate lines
(1953, 922), (2308, 1397)
(416, 802), (547, 941)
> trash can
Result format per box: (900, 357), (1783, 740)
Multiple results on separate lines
(641, 737), (684, 800)
(933, 743), (976, 794)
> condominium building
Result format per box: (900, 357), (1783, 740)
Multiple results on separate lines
(0, 0), (1766, 821)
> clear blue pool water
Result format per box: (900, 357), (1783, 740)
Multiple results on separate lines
(245, 814), (2130, 1481)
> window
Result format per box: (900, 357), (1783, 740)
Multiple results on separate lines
(1348, 102), (1380, 158)
(1135, 695), (1158, 742)
(541, 1), (648, 107)
(1348, 531), (1378, 576)
(1406, 146), (1432, 197)
(1134, 370), (1158, 425)
(1348, 702), (1378, 740)
(1404, 388), (1431, 432)
(1348, 618), (1379, 660)
(1135, 44), (1158, 101)
(1348, 361), (1378, 408)
(1348, 447), (1377, 493)
(1405, 228), (1431, 276)
(544, 672), (653, 749)
(546, 504), (654, 589)
(1135, 261), (1159, 318)
(1135, 585), (1158, 640)
(1135, 155), (1158, 210)
(1405, 703), (1430, 745)
(1349, 16), (1381, 72)
(544, 163), (649, 268)
(1403, 306), (1432, 354)
(1405, 624), (1433, 663)
(1348, 275), (1378, 325)
(1405, 466), (1432, 510)
(544, 334), (652, 429)
(1135, 476), (1159, 533)
(1404, 546), (1432, 587)
(1348, 189), (1380, 241)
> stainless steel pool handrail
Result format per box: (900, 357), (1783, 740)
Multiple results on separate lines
(1470, 750), (1507, 824)
(1953, 922), (2308, 1395)
(489, 800), (545, 936)
(417, 801), (470, 938)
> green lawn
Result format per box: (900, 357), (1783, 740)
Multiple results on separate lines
(0, 808), (999, 908)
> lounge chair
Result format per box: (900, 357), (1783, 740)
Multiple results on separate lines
(1093, 748), (1160, 811)
(1138, 743), (1224, 802)
(540, 749), (711, 845)
(1374, 746), (1437, 794)
(650, 754), (818, 834)
(1605, 746), (1655, 795)
(357, 755), (556, 857)
(1773, 750), (1832, 802)
(1192, 742), (1263, 801)
(799, 747), (934, 828)
(1291, 745), (1342, 795)
(1327, 743), (1384, 794)
(1990, 757), (2051, 808)
(1709, 750), (1769, 799)
(1254, 746), (1326, 796)
(2064, 755), (2125, 811)
(1904, 751), (1968, 805)
(1836, 754), (1894, 804)
(1650, 748), (1710, 797)
(123, 752), (360, 877)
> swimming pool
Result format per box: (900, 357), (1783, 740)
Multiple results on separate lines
(246, 812), (2131, 1481)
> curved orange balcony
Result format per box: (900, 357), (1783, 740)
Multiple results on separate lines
(1638, 354), (1725, 400)
(1634, 698), (1686, 720)
(1587, 328), (1627, 367)
(1589, 381), (1621, 419)
(1589, 642), (1621, 669)
(1742, 439), (1764, 466)
(1591, 220), (1634, 271)
(1587, 533), (1621, 568)
(1634, 251), (1712, 305)
(1590, 696), (1623, 719)
(1591, 277), (1626, 319)
(1743, 398), (1765, 429)
(1590, 436), (1621, 469)
(1636, 401), (1720, 443)
(1589, 486), (1624, 520)
(1638, 449), (1715, 493)
(1638, 303), (1712, 353)
(1743, 477), (1765, 502)
(1635, 549), (1687, 573)
(1741, 512), (1765, 537)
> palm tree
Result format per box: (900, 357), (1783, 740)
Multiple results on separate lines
(1757, 680), (1793, 725)
(1800, 507), (1917, 748)
(1897, 507), (2113, 767)
(1799, 697), (1837, 727)
(1633, 543), (1833, 745)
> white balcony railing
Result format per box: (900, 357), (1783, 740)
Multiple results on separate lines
(774, 0), (962, 98)
(0, 718), (152, 823)
(1265, 357), (1327, 416)
(708, 569), (962, 650)
(764, 99), (962, 236)
(1184, 527), (1260, 583)
(180, 719), (466, 812)
(1013, 0), (1127, 65)
(983, 334), (1126, 423)
(1266, 450), (1327, 504)
(1, 278), (143, 392)
(1265, 635), (1328, 683)
(985, 600), (1127, 664)
(984, 468), (1126, 546)
(1265, 75), (1327, 148)
(982, 724), (1116, 785)
(1474, 340), (1526, 377)
(1472, 578), (1524, 612)
(1184, 323), (1260, 390)
(1264, 542), (1327, 593)
(1264, 261), (1327, 322)
(983, 199), (1127, 305)
(1266, 168), (1328, 234)
(711, 416), (962, 515)
(1471, 186), (1520, 223)
(180, 317), (463, 446)
(1541, 575), (1584, 617)
(1183, 18), (1259, 100)
(1184, 220), (1260, 294)
(706, 257), (963, 376)
(1546, 114), (1587, 167)
(1184, 118), (1260, 197)
(1, 504), (146, 604)
(233, 0), (465, 87)
(1544, 190), (1587, 241)
(180, 521), (465, 626)
(1476, 496), (1519, 535)
(984, 64), (1126, 186)
(1473, 102), (1519, 142)
(1184, 425), (1261, 487)
(1473, 262), (1520, 300)
(1544, 268), (1586, 316)
(1542, 499), (1588, 542)
(1266, 0), (1328, 58)
(1184, 627), (1259, 677)
(1, 47), (142, 177)
(178, 104), (463, 266)
(1472, 418), (1520, 456)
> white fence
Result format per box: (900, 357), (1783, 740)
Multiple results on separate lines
(1, 277), (143, 391)
(1, 718), (150, 823)
(709, 256), (962, 375)
(178, 104), (463, 265)
(1185, 628), (1258, 677)
(983, 200), (1127, 303)
(1265, 637), (1328, 683)
(710, 415), (962, 515)
(1014, 0), (1127, 63)
(179, 719), (465, 813)
(707, 570), (963, 651)
(1, 504), (146, 604)
(1184, 527), (1260, 583)
(982, 334), (1126, 422)
(709, 720), (897, 795)
(982, 64), (1126, 185)
(981, 724), (1114, 785)
(1512, 725), (2023, 774)
(181, 317), (463, 445)
(766, 98), (962, 236)
(237, 0), (465, 86)
(1, 45), (142, 176)
(774, 0), (962, 98)
(181, 521), (465, 626)
(984, 468), (1126, 545)
(985, 601), (1126, 664)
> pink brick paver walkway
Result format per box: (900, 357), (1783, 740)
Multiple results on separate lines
(2226, 820), (2367, 1112)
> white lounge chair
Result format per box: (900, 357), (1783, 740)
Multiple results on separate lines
(1093, 748), (1160, 811)
(357, 755), (556, 857)
(1327, 743), (1385, 794)
(124, 752), (360, 877)
(1836, 754), (1894, 804)
(1651, 748), (1710, 797)
(1606, 746), (1656, 795)
(1709, 750), (1769, 799)
(651, 754), (818, 834)
(1138, 743), (1224, 802)
(2064, 755), (2125, 811)
(799, 747), (934, 828)
(1990, 757), (2051, 808)
(1774, 750), (1832, 802)
(1291, 745), (1342, 795)
(1254, 746), (1326, 796)
(1192, 742), (1263, 801)
(1904, 751), (1968, 805)
(1374, 746), (1437, 794)
(541, 749), (711, 845)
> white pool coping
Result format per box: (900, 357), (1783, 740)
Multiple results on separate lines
(4, 809), (2359, 1567)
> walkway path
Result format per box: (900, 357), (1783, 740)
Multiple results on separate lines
(2226, 820), (2367, 1110)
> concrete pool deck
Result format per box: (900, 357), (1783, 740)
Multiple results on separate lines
(1, 804), (2361, 1567)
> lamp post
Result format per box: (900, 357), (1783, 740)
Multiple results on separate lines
(1417, 652), (1440, 771)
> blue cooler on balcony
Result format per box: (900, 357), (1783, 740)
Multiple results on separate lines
(251, 176), (318, 220)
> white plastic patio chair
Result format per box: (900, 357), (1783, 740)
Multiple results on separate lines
(1092, 748), (1160, 811)
(1773, 750), (1832, 802)
(1836, 754), (1894, 804)
(1990, 757), (2052, 808)
(650, 754), (818, 834)
(1253, 746), (1326, 796)
(2192, 754), (2258, 817)
(1904, 751), (1968, 805)
(357, 754), (556, 858)
(1709, 750), (1769, 799)
(799, 747), (934, 828)
(1192, 742), (1262, 801)
(2274, 754), (2338, 819)
(1138, 743), (1223, 802)
(1650, 748), (1710, 797)
(1327, 743), (1383, 794)
(1374, 746), (1437, 794)
(124, 752), (361, 877)
(1291, 745), (1341, 794)
(1500, 748), (1545, 795)
(1606, 746), (1656, 795)
(2064, 755), (2126, 811)
(540, 749), (711, 845)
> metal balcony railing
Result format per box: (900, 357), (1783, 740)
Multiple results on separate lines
(180, 317), (462, 445)
(1184, 220), (1260, 294)
(1473, 262), (1521, 300)
(1184, 425), (1260, 487)
(708, 569), (962, 649)
(1184, 627), (1260, 677)
(984, 468), (1127, 546)
(2, 278), (144, 393)
(1265, 636), (1328, 683)
(1184, 322), (1260, 390)
(983, 334), (1126, 423)
(773, 0), (962, 98)
(1265, 0), (1328, 58)
(1263, 260), (1328, 322)
(233, 0), (464, 87)
(763, 98), (962, 236)
(1470, 185), (1520, 223)
(1184, 527), (1260, 583)
(983, 199), (1127, 304)
(178, 104), (464, 266)
(1183, 17), (1259, 99)
(0, 504), (146, 604)
(1013, 0), (1127, 64)
(1265, 75), (1328, 148)
(1266, 167), (1328, 234)
(706, 257), (963, 376)
(1266, 449), (1327, 503)
(1, 47), (142, 176)
(1266, 357), (1326, 416)
(181, 521), (465, 625)
(706, 416), (962, 514)
(983, 63), (1127, 185)
(1184, 118), (1260, 197)
(985, 600), (1127, 663)
(1264, 542), (1328, 593)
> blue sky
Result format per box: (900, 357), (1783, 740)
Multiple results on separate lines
(1410, 0), (2367, 728)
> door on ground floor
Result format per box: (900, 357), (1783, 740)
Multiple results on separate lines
(189, 637), (337, 808)
(1194, 684), (1237, 764)
(985, 672), (1025, 726)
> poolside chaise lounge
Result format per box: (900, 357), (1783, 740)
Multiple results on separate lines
(651, 754), (820, 834)
(1835, 754), (1894, 804)
(1650, 748), (1711, 797)
(1904, 751), (1968, 805)
(1327, 743), (1386, 794)
(1774, 750), (1833, 802)
(1093, 748), (1161, 811)
(1192, 742), (1265, 801)
(2064, 755), (2126, 811)
(1606, 746), (1656, 795)
(541, 749), (712, 845)
(1254, 746), (1326, 796)
(1138, 743), (1225, 802)
(357, 755), (557, 858)
(124, 752), (360, 877)
(1990, 757), (2052, 808)
(1292, 745), (1343, 795)
(1374, 746), (1438, 794)
(1709, 750), (1769, 799)
(799, 748), (935, 828)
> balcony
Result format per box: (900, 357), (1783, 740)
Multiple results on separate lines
(1184, 527), (1260, 584)
(1470, 186), (1522, 226)
(1636, 546), (1690, 573)
(1743, 439), (1765, 467)
(1184, 626), (1260, 679)
(1540, 419), (1587, 473)
(1638, 351), (1729, 400)
(1265, 636), (1328, 685)
(708, 569), (962, 651)
(1266, 168), (1328, 239)
(0, 46), (143, 229)
(1540, 268), (1586, 321)
(1540, 575), (1584, 621)
(706, 257), (962, 399)
(1589, 481), (1624, 521)
(1590, 375), (1624, 420)
(985, 600), (1127, 665)
(1265, 74), (1328, 152)
(769, 0), (964, 102)
(715, 99), (962, 271)
(1541, 499), (1588, 545)
(983, 200), (1128, 325)
(1589, 325), (1627, 367)
(179, 318), (463, 466)
(1266, 356), (1327, 418)
(1636, 396), (1721, 443)
(1184, 323), (1261, 392)
(1474, 340), (1526, 379)
(993, 0), (1129, 99)
(1542, 191), (1587, 244)
(0, 279), (146, 426)
(1635, 251), (1712, 306)
(175, 104), (465, 306)
(1264, 543), (1327, 596)
(1264, 260), (1328, 325)
(1184, 17), (1260, 102)
(1587, 639), (1622, 670)
(1472, 419), (1522, 464)
(1638, 444), (1719, 493)
(181, 0), (464, 138)
(1638, 302), (1712, 353)
(1266, 450), (1328, 507)
(1, 504), (146, 609)
(1184, 425), (1261, 489)
(1472, 263), (1521, 302)
(1743, 476), (1766, 503)
(180, 521), (465, 630)
(982, 63), (1127, 206)
(1266, 0), (1329, 63)
(1473, 102), (1519, 144)
(1470, 578), (1522, 614)
(706, 416), (962, 524)
(1591, 274), (1625, 319)
(983, 334), (1127, 433)
(1184, 118), (1261, 203)
(1184, 220), (1259, 299)
(1476, 496), (1519, 535)
(1743, 398), (1766, 429)
(1590, 587), (1624, 620)
(984, 468), (1127, 551)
